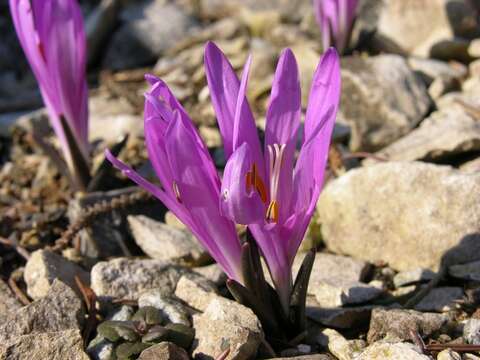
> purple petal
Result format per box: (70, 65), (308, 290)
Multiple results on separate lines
(264, 48), (301, 222)
(220, 143), (265, 225)
(165, 111), (243, 281)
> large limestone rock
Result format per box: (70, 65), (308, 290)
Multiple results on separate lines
(340, 55), (430, 151)
(192, 297), (263, 360)
(0, 278), (21, 322)
(371, 105), (480, 162)
(357, 342), (430, 360)
(353, 0), (479, 58)
(0, 330), (89, 360)
(318, 162), (480, 271)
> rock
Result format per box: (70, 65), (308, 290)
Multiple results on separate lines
(164, 211), (187, 231)
(128, 215), (210, 266)
(370, 106), (480, 163)
(88, 92), (141, 143)
(464, 319), (480, 344)
(340, 55), (431, 151)
(269, 356), (332, 360)
(468, 39), (480, 58)
(415, 287), (464, 312)
(430, 38), (472, 63)
(428, 76), (459, 99)
(0, 278), (21, 322)
(393, 268), (436, 288)
(192, 297), (263, 360)
(0, 329), (89, 359)
(306, 296), (373, 329)
(0, 280), (84, 344)
(449, 260), (480, 281)
(312, 277), (383, 308)
(104, 3), (197, 69)
(319, 162), (480, 271)
(408, 57), (467, 85)
(355, 0), (479, 57)
(193, 263), (227, 285)
(470, 59), (480, 77)
(68, 187), (165, 259)
(317, 329), (363, 360)
(138, 289), (190, 326)
(367, 308), (451, 343)
(464, 354), (480, 360)
(175, 274), (219, 312)
(357, 342), (430, 360)
(437, 349), (461, 360)
(24, 249), (89, 300)
(91, 258), (187, 301)
(139, 341), (190, 360)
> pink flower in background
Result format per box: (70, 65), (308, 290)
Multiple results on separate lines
(10, 0), (89, 188)
(314, 0), (359, 54)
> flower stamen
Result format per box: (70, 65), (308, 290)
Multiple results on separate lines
(172, 181), (182, 203)
(245, 163), (268, 203)
(266, 143), (286, 223)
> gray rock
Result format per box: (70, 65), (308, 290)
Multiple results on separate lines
(0, 329), (89, 360)
(138, 289), (190, 326)
(428, 76), (459, 100)
(408, 57), (467, 85)
(68, 187), (165, 259)
(449, 260), (480, 281)
(306, 296), (373, 329)
(24, 249), (89, 300)
(0, 278), (21, 322)
(139, 341), (190, 360)
(437, 349), (462, 360)
(355, 0), (478, 57)
(393, 268), (436, 288)
(340, 55), (431, 152)
(91, 257), (187, 301)
(367, 308), (451, 343)
(128, 215), (210, 266)
(269, 356), (332, 360)
(312, 277), (383, 308)
(192, 297), (264, 360)
(104, 3), (197, 69)
(319, 162), (480, 271)
(370, 106), (480, 163)
(357, 342), (430, 360)
(415, 287), (464, 312)
(193, 264), (227, 286)
(175, 274), (219, 312)
(0, 280), (84, 344)
(464, 319), (480, 344)
(317, 329), (364, 360)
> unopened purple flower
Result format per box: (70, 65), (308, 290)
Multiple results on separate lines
(105, 75), (244, 282)
(212, 43), (341, 310)
(10, 0), (89, 185)
(314, 0), (359, 54)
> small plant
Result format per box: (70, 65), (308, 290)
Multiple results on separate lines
(106, 41), (341, 348)
(97, 306), (194, 359)
(313, 0), (359, 54)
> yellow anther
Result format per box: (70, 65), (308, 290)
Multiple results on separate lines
(266, 201), (279, 223)
(172, 181), (182, 203)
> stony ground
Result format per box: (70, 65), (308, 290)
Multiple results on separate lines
(2, 0), (480, 359)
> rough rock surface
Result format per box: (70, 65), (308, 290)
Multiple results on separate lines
(415, 287), (464, 312)
(339, 55), (430, 151)
(319, 162), (480, 271)
(0, 329), (89, 360)
(0, 280), (84, 344)
(0, 278), (21, 322)
(371, 106), (480, 162)
(128, 215), (210, 266)
(367, 308), (451, 343)
(449, 260), (480, 281)
(393, 268), (435, 288)
(174, 274), (220, 312)
(24, 249), (89, 300)
(192, 297), (263, 360)
(138, 341), (190, 360)
(91, 258), (187, 301)
(138, 289), (191, 326)
(357, 342), (430, 360)
(317, 329), (364, 360)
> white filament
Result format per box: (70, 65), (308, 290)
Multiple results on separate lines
(267, 143), (286, 203)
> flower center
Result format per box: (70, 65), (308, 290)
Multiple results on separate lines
(266, 144), (286, 223)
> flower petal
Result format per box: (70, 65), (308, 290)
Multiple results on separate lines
(220, 143), (265, 225)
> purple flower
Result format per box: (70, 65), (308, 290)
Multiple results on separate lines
(10, 0), (89, 187)
(105, 74), (243, 282)
(314, 0), (359, 54)
(213, 43), (341, 310)
(106, 42), (340, 310)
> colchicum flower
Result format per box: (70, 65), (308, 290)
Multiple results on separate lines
(107, 41), (340, 343)
(10, 0), (90, 190)
(313, 0), (359, 54)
